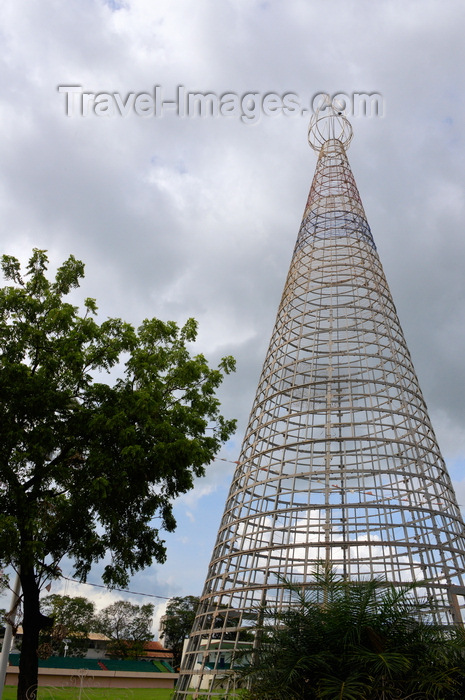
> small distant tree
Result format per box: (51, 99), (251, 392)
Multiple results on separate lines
(0, 571), (8, 591)
(160, 595), (200, 668)
(95, 600), (154, 659)
(39, 594), (95, 657)
(0, 570), (9, 626)
(0, 249), (236, 699)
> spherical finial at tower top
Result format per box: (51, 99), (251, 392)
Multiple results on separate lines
(308, 102), (353, 152)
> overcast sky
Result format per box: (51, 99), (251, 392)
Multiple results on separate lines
(1, 0), (465, 635)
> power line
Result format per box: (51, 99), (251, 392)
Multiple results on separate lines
(61, 575), (171, 601)
(57, 453), (240, 602)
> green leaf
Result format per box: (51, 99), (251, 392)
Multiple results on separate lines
(0, 249), (236, 695)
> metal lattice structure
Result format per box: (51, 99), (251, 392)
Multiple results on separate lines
(173, 112), (465, 698)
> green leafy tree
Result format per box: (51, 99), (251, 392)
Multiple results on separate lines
(95, 600), (154, 659)
(0, 250), (236, 699)
(238, 566), (465, 699)
(0, 569), (9, 626)
(160, 595), (200, 668)
(39, 594), (96, 657)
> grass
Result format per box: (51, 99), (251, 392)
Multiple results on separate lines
(2, 689), (174, 700)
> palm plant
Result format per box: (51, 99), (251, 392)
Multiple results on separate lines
(236, 565), (465, 699)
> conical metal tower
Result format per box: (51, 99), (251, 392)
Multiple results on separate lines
(174, 112), (465, 698)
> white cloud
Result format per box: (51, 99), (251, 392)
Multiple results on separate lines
(1, 0), (465, 600)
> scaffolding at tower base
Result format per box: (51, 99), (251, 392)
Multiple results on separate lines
(173, 113), (465, 698)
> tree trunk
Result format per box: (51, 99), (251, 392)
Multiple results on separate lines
(17, 569), (41, 700)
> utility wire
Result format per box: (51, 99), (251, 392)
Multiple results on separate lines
(61, 575), (171, 600)
(58, 454), (239, 601)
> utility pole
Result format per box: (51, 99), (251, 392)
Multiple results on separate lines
(0, 572), (21, 698)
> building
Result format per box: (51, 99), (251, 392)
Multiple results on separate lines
(2, 627), (177, 690)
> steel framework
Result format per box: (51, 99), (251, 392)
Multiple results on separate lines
(173, 112), (465, 698)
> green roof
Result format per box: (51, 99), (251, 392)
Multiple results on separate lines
(9, 655), (101, 670)
(9, 654), (173, 673)
(95, 658), (161, 673)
